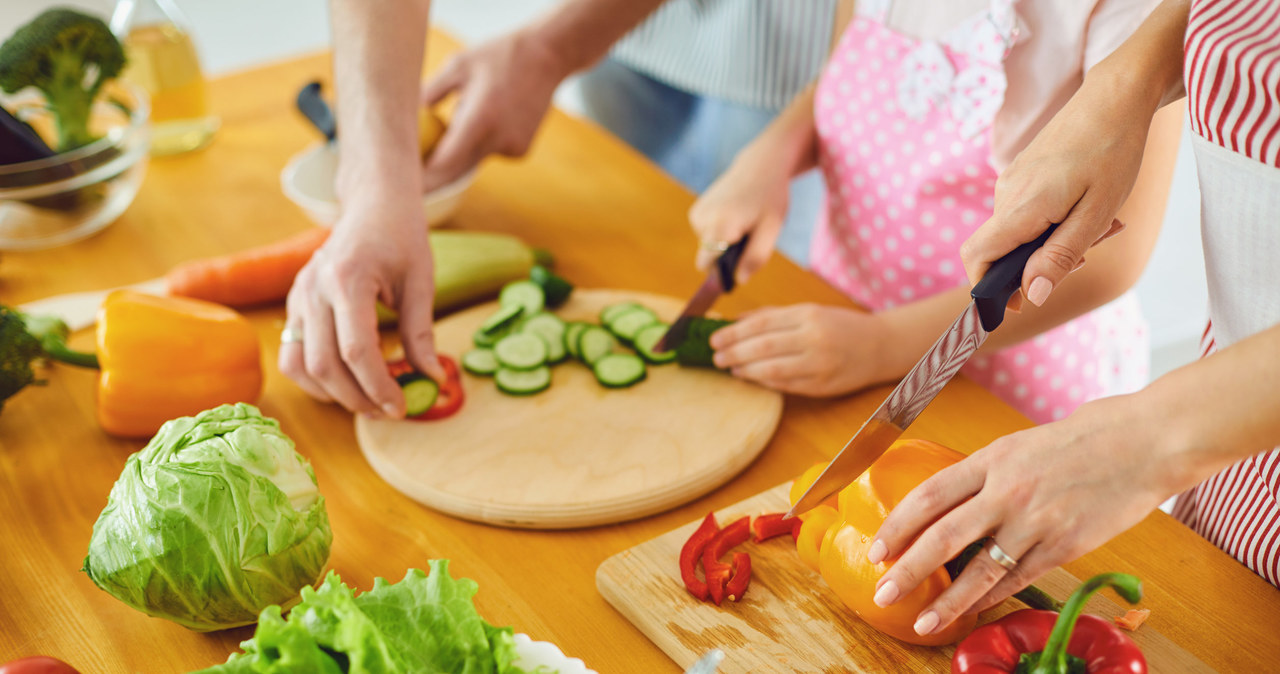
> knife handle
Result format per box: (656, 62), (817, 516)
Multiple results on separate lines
(717, 235), (750, 293)
(296, 81), (337, 142)
(970, 223), (1060, 332)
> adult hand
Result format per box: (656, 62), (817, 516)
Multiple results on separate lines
(418, 29), (571, 191)
(867, 394), (1183, 638)
(279, 193), (445, 417)
(688, 143), (793, 283)
(709, 304), (894, 396)
(960, 70), (1153, 310)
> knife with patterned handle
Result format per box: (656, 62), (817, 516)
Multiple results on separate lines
(787, 224), (1059, 518)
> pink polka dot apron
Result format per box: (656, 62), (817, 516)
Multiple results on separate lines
(808, 0), (1148, 423)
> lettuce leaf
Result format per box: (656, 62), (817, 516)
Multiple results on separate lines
(198, 560), (527, 674)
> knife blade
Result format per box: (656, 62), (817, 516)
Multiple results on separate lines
(787, 223), (1059, 518)
(654, 235), (749, 353)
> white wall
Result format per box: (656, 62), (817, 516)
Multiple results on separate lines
(2, 0), (1207, 379)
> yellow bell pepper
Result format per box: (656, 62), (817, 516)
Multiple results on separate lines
(96, 290), (262, 438)
(791, 438), (977, 646)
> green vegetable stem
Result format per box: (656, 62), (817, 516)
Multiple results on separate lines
(0, 306), (97, 412)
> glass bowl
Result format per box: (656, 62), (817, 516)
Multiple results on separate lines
(0, 82), (150, 250)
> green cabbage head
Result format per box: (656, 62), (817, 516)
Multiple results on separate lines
(83, 403), (332, 631)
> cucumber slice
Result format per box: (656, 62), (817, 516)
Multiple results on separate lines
(563, 322), (589, 360)
(633, 323), (677, 364)
(500, 280), (545, 316)
(494, 333), (549, 370)
(578, 326), (618, 366)
(495, 366), (552, 396)
(674, 317), (734, 368)
(530, 265), (574, 308)
(593, 353), (647, 388)
(396, 373), (439, 416)
(461, 348), (499, 376)
(599, 302), (641, 326)
(608, 307), (659, 342)
(474, 303), (523, 347)
(519, 312), (567, 364)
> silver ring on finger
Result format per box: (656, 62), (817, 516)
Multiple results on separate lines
(985, 538), (1019, 571)
(280, 326), (305, 345)
(701, 239), (731, 253)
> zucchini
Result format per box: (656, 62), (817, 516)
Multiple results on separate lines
(496, 366), (552, 396)
(607, 306), (659, 343)
(633, 323), (676, 364)
(577, 326), (618, 366)
(494, 333), (549, 370)
(674, 317), (734, 368)
(593, 353), (647, 388)
(500, 280), (545, 316)
(530, 265), (574, 308)
(396, 373), (439, 416)
(461, 348), (499, 376)
(563, 321), (589, 360)
(599, 302), (641, 326)
(379, 232), (537, 324)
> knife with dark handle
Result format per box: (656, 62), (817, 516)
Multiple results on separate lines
(296, 81), (337, 142)
(653, 235), (750, 353)
(787, 224), (1059, 518)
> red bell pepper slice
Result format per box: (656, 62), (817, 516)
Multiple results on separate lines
(703, 516), (750, 605)
(725, 552), (752, 602)
(387, 356), (465, 421)
(952, 573), (1147, 674)
(751, 512), (797, 542)
(679, 512), (719, 601)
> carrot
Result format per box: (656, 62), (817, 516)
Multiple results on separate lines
(166, 228), (330, 308)
(1114, 608), (1151, 631)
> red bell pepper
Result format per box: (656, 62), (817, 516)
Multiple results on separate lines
(725, 552), (752, 602)
(703, 516), (750, 605)
(952, 573), (1147, 674)
(679, 512), (719, 601)
(752, 512), (798, 542)
(387, 356), (465, 421)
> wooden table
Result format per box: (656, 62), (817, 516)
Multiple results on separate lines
(3, 33), (1278, 674)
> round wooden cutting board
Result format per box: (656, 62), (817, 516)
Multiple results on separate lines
(355, 289), (783, 529)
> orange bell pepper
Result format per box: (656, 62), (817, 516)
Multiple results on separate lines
(95, 290), (262, 438)
(791, 438), (977, 646)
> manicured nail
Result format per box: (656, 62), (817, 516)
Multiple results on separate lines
(867, 539), (887, 564)
(914, 611), (940, 636)
(1026, 276), (1053, 307)
(873, 580), (899, 607)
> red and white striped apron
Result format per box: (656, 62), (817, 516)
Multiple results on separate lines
(1169, 0), (1280, 587)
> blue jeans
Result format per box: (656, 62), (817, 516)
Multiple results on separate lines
(576, 58), (821, 266)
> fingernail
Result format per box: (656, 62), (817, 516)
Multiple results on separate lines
(713, 354), (726, 368)
(914, 611), (940, 636)
(1026, 276), (1053, 307)
(873, 580), (899, 607)
(382, 403), (401, 418)
(867, 539), (887, 564)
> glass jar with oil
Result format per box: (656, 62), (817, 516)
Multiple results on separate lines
(110, 0), (219, 155)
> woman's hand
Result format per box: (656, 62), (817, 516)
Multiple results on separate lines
(418, 30), (570, 191)
(709, 304), (895, 396)
(279, 193), (445, 417)
(867, 394), (1185, 638)
(688, 143), (795, 283)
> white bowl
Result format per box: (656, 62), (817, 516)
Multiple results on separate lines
(280, 142), (474, 227)
(511, 633), (597, 674)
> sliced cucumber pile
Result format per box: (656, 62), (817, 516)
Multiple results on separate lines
(467, 269), (732, 396)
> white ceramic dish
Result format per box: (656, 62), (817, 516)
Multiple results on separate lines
(280, 142), (474, 227)
(511, 633), (597, 674)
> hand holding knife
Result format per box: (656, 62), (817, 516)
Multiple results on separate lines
(788, 224), (1060, 519)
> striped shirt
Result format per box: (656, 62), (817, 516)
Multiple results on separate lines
(609, 0), (838, 110)
(1184, 0), (1280, 167)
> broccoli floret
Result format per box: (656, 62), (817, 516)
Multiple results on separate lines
(0, 8), (126, 152)
(0, 305), (98, 413)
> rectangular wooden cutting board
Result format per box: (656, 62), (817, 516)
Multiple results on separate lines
(597, 484), (1210, 673)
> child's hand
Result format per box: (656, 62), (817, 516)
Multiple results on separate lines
(688, 147), (792, 283)
(709, 304), (893, 397)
